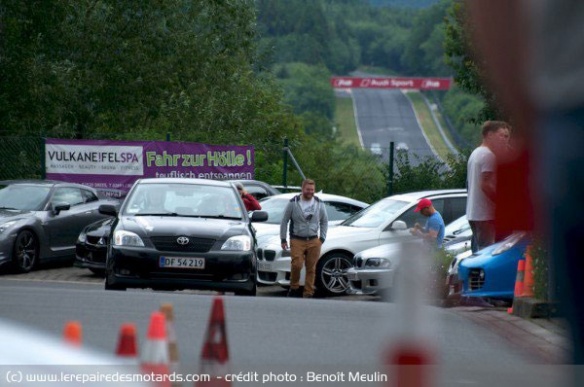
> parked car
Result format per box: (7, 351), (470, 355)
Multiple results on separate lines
(346, 214), (472, 296)
(258, 189), (467, 296)
(255, 192), (368, 248)
(101, 178), (268, 295)
(456, 231), (530, 301)
(227, 179), (281, 200)
(0, 180), (120, 273)
(75, 217), (115, 275)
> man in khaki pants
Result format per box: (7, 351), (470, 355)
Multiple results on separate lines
(280, 179), (328, 298)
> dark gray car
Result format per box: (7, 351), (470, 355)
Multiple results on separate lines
(0, 180), (120, 273)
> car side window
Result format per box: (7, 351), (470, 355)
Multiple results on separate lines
(391, 198), (446, 229)
(244, 185), (269, 200)
(52, 187), (84, 207)
(81, 189), (99, 203)
(325, 202), (362, 222)
(443, 197), (467, 225)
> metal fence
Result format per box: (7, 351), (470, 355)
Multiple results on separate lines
(0, 137), (44, 180)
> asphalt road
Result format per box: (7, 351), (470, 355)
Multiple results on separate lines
(0, 265), (564, 387)
(351, 89), (435, 163)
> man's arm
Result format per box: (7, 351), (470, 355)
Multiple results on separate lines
(480, 171), (497, 202)
(319, 201), (328, 243)
(280, 202), (293, 248)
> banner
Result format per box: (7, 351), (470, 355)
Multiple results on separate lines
(331, 76), (452, 90)
(45, 139), (254, 195)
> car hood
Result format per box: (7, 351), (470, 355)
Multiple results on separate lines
(355, 242), (405, 259)
(0, 209), (35, 223)
(84, 217), (115, 237)
(118, 216), (248, 239)
(326, 225), (376, 241)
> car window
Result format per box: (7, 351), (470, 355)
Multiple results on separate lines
(0, 184), (50, 211)
(443, 197), (467, 225)
(123, 183), (243, 218)
(342, 198), (409, 228)
(392, 198), (445, 229)
(53, 187), (84, 206)
(244, 185), (270, 200)
(325, 201), (363, 222)
(258, 197), (289, 224)
(81, 189), (99, 203)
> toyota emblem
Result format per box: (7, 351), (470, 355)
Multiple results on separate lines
(177, 236), (190, 245)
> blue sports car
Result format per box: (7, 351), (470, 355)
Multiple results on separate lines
(457, 232), (530, 300)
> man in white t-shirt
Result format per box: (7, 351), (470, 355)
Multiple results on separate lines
(466, 120), (510, 253)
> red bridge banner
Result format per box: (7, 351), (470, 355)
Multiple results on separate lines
(331, 76), (452, 90)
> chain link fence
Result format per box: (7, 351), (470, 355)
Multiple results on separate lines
(0, 137), (44, 180)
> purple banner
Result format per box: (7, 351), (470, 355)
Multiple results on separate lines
(45, 138), (254, 195)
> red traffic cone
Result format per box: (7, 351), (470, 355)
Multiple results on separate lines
(63, 321), (82, 347)
(196, 297), (231, 387)
(507, 259), (525, 314)
(386, 340), (435, 387)
(141, 311), (171, 387)
(116, 323), (139, 360)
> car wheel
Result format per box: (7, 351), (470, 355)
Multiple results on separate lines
(104, 270), (126, 291)
(316, 252), (352, 296)
(13, 230), (39, 273)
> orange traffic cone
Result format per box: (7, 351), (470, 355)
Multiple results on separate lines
(141, 311), (171, 387)
(522, 245), (535, 297)
(196, 297), (231, 387)
(63, 321), (82, 347)
(160, 303), (180, 387)
(116, 323), (139, 361)
(507, 259), (525, 314)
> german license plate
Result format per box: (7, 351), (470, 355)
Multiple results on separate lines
(258, 261), (272, 271)
(159, 257), (205, 269)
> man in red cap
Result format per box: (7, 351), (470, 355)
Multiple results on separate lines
(409, 198), (445, 248)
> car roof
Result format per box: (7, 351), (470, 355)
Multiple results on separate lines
(135, 178), (233, 188)
(0, 179), (95, 190)
(260, 192), (369, 207)
(388, 188), (466, 202)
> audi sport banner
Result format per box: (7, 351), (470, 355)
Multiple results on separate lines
(45, 138), (254, 195)
(331, 76), (452, 90)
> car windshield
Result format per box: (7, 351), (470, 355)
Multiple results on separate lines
(122, 183), (243, 219)
(0, 184), (51, 211)
(258, 197), (292, 224)
(444, 215), (470, 236)
(341, 198), (409, 228)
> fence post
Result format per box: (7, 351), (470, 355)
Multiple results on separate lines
(166, 133), (171, 141)
(388, 141), (394, 197)
(282, 138), (288, 187)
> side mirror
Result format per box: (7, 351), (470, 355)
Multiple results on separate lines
(99, 204), (118, 217)
(391, 220), (407, 230)
(250, 210), (268, 223)
(52, 202), (70, 216)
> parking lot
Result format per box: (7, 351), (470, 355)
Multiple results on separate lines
(0, 263), (379, 301)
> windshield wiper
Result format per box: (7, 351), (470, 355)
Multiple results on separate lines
(201, 215), (242, 220)
(0, 206), (18, 210)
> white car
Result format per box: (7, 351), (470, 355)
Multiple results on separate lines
(346, 214), (472, 296)
(257, 189), (468, 296)
(255, 192), (368, 283)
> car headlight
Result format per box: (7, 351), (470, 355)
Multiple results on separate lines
(0, 221), (17, 234)
(221, 235), (252, 251)
(113, 230), (145, 247)
(492, 232), (526, 255)
(365, 258), (392, 269)
(77, 232), (87, 243)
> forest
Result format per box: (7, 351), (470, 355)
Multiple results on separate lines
(0, 0), (484, 202)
